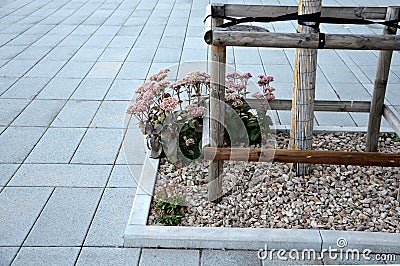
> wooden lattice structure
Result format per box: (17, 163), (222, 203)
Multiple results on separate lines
(203, 4), (400, 202)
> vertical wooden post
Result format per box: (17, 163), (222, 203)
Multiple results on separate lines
(208, 10), (226, 202)
(366, 6), (400, 152)
(289, 0), (322, 176)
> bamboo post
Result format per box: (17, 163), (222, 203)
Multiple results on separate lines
(366, 6), (400, 152)
(208, 9), (226, 202)
(289, 0), (322, 175)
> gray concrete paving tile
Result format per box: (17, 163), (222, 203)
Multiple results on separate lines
(71, 78), (113, 100)
(126, 47), (156, 62)
(0, 163), (19, 187)
(24, 187), (103, 246)
(42, 46), (78, 61)
(202, 250), (261, 266)
(83, 10), (113, 25)
(139, 249), (200, 266)
(36, 77), (81, 99)
(70, 47), (105, 62)
(317, 50), (346, 66)
(121, 131), (147, 165)
(32, 34), (65, 47)
(116, 25), (143, 36)
(0, 98), (30, 126)
(56, 61), (95, 78)
(83, 35), (115, 48)
(0, 59), (37, 77)
(72, 25), (99, 36)
(259, 48), (291, 65)
(315, 83), (340, 100)
(25, 127), (85, 163)
(0, 187), (53, 246)
(153, 47), (182, 63)
(1, 77), (50, 99)
(24, 60), (66, 78)
(330, 83), (371, 101)
(90, 101), (130, 128)
(7, 34), (42, 46)
(346, 50), (378, 66)
(0, 126), (5, 135)
(9, 164), (111, 187)
(13, 46), (52, 61)
(181, 48), (207, 62)
(92, 25), (121, 36)
(76, 248), (140, 266)
(71, 128), (122, 164)
(350, 112), (390, 128)
(107, 36), (138, 49)
(98, 47), (130, 62)
(51, 100), (101, 127)
(315, 112), (356, 127)
(12, 99), (65, 126)
(159, 36), (184, 49)
(320, 65), (361, 84)
(0, 126), (46, 163)
(0, 45), (26, 60)
(385, 84), (400, 105)
(1, 23), (31, 35)
(84, 188), (135, 246)
(117, 61), (151, 80)
(47, 24), (77, 36)
(234, 47), (263, 65)
(0, 247), (18, 266)
(58, 34), (91, 47)
(107, 164), (140, 188)
(0, 77), (17, 95)
(11, 247), (80, 266)
(86, 62), (122, 79)
(0, 33), (16, 46)
(104, 79), (139, 101)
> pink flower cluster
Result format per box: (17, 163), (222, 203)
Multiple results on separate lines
(173, 71), (210, 89)
(252, 74), (276, 101)
(185, 104), (205, 117)
(127, 69), (171, 120)
(160, 97), (179, 112)
(225, 71), (252, 101)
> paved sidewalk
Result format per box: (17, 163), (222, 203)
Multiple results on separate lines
(0, 0), (399, 265)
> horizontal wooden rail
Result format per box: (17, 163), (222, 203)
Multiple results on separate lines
(248, 99), (371, 112)
(213, 5), (388, 20)
(204, 147), (400, 167)
(206, 31), (400, 50)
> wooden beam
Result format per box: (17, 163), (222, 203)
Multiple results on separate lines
(208, 13), (226, 203)
(216, 5), (387, 20)
(383, 104), (400, 137)
(204, 147), (400, 167)
(366, 7), (400, 152)
(257, 99), (370, 112)
(208, 31), (400, 50)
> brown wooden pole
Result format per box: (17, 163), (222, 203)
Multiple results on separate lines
(208, 10), (226, 202)
(366, 7), (400, 152)
(204, 147), (400, 167)
(290, 0), (322, 175)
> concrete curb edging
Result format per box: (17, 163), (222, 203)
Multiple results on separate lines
(124, 151), (400, 253)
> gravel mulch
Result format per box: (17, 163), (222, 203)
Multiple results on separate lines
(148, 132), (400, 233)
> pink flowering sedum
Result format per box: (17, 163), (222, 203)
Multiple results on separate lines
(160, 97), (179, 112)
(185, 104), (205, 117)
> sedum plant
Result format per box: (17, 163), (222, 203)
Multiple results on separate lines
(127, 69), (276, 164)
